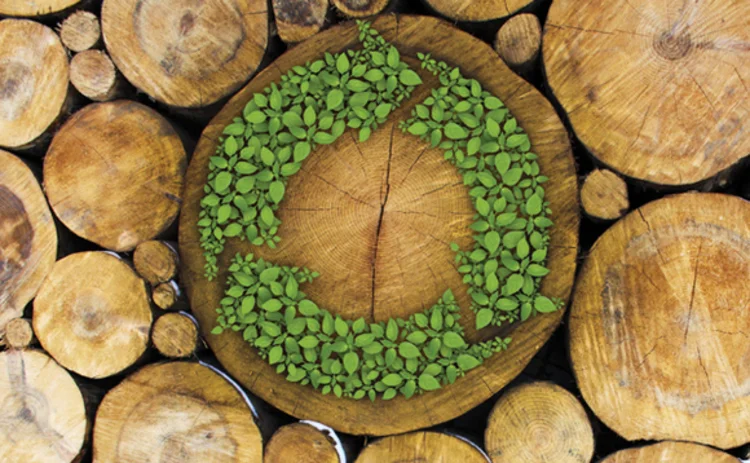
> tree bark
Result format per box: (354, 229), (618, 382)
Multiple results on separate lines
(152, 312), (199, 358)
(570, 192), (750, 449)
(33, 251), (153, 379)
(355, 431), (489, 462)
(485, 381), (594, 463)
(59, 10), (101, 52)
(100, 0), (270, 108)
(331, 0), (390, 18)
(0, 150), (57, 336)
(69, 50), (127, 102)
(1, 318), (35, 349)
(44, 101), (186, 252)
(272, 0), (329, 44)
(0, 19), (70, 151)
(580, 169), (629, 222)
(543, 0), (749, 187)
(133, 240), (180, 285)
(93, 361), (263, 462)
(423, 0), (535, 22)
(601, 441), (738, 463)
(264, 422), (347, 463)
(494, 13), (541, 76)
(0, 0), (84, 17)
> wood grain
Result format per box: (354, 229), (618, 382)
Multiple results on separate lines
(424, 0), (533, 22)
(494, 13), (541, 75)
(60, 11), (101, 52)
(152, 312), (199, 358)
(356, 431), (488, 463)
(0, 0), (82, 17)
(331, 0), (390, 18)
(272, 0), (329, 43)
(69, 50), (124, 102)
(580, 169), (629, 221)
(264, 422), (340, 463)
(134, 241), (180, 285)
(601, 441), (738, 463)
(2, 318), (35, 349)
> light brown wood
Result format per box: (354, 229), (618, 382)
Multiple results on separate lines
(0, 0), (82, 17)
(44, 101), (186, 252)
(570, 192), (750, 449)
(2, 318), (35, 349)
(93, 361), (263, 463)
(60, 11), (101, 52)
(356, 431), (488, 463)
(424, 0), (532, 22)
(0, 349), (87, 463)
(153, 281), (180, 310)
(494, 13), (541, 75)
(101, 0), (269, 108)
(331, 0), (389, 18)
(179, 15), (579, 435)
(0, 19), (69, 149)
(0, 150), (57, 335)
(543, 0), (749, 186)
(264, 422), (340, 463)
(601, 441), (738, 463)
(134, 240), (179, 284)
(69, 50), (125, 102)
(152, 312), (199, 358)
(485, 381), (594, 463)
(33, 251), (153, 379)
(580, 169), (629, 221)
(272, 0), (328, 43)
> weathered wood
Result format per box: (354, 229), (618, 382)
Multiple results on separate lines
(133, 240), (180, 285)
(264, 422), (343, 463)
(69, 50), (126, 102)
(570, 192), (750, 449)
(101, 0), (270, 108)
(152, 281), (182, 310)
(485, 381), (594, 463)
(180, 15), (578, 435)
(59, 11), (101, 52)
(44, 101), (186, 252)
(0, 150), (57, 336)
(0, 349), (87, 463)
(543, 0), (749, 187)
(423, 0), (534, 22)
(580, 169), (629, 221)
(33, 252), (153, 379)
(0, 0), (83, 17)
(93, 361), (263, 462)
(601, 441), (738, 463)
(0, 19), (69, 150)
(355, 431), (489, 463)
(494, 13), (541, 76)
(331, 0), (389, 18)
(2, 318), (35, 349)
(272, 0), (329, 43)
(152, 312), (199, 358)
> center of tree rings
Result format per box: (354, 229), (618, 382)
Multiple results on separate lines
(654, 31), (691, 60)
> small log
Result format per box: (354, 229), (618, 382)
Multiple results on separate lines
(544, 0), (749, 187)
(152, 281), (183, 310)
(59, 10), (101, 52)
(570, 192), (750, 449)
(0, 0), (83, 17)
(494, 13), (541, 76)
(331, 0), (389, 18)
(69, 50), (126, 102)
(44, 101), (186, 252)
(485, 381), (594, 463)
(152, 312), (199, 358)
(580, 169), (629, 221)
(0, 349), (87, 463)
(0, 150), (57, 335)
(2, 318), (35, 349)
(133, 240), (179, 285)
(101, 0), (269, 108)
(601, 441), (738, 463)
(272, 0), (328, 44)
(423, 0), (534, 22)
(0, 19), (69, 151)
(356, 431), (489, 463)
(33, 251), (153, 379)
(265, 421), (349, 463)
(93, 361), (263, 462)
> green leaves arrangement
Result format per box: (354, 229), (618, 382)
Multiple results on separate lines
(200, 22), (559, 401)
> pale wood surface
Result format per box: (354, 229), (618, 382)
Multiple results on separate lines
(0, 0), (82, 17)
(601, 441), (738, 463)
(355, 431), (488, 463)
(153, 282), (179, 310)
(134, 241), (180, 285)
(69, 50), (123, 102)
(494, 13), (541, 74)
(3, 318), (35, 349)
(272, 0), (328, 43)
(60, 11), (101, 52)
(580, 169), (629, 221)
(152, 312), (199, 358)
(424, 0), (532, 22)
(264, 423), (340, 463)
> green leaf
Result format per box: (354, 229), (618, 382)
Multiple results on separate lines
(521, 303), (532, 321)
(262, 299), (283, 312)
(506, 274), (524, 295)
(364, 69), (384, 82)
(408, 122), (428, 136)
(268, 346), (283, 364)
(399, 342), (420, 359)
(374, 103), (392, 119)
(526, 194), (542, 215)
(443, 332), (465, 349)
(399, 69), (423, 86)
(299, 300), (320, 316)
(246, 111), (267, 124)
(327, 89), (344, 110)
(336, 53), (350, 73)
(236, 176), (255, 194)
(335, 317), (349, 337)
(217, 204), (231, 224)
(387, 46), (400, 68)
(444, 123), (468, 140)
(269, 181), (285, 204)
(224, 223), (242, 237)
(495, 152), (511, 174)
(261, 147), (275, 166)
(457, 354), (481, 370)
(304, 106), (316, 126)
(214, 172), (232, 192)
(484, 96), (503, 109)
(476, 308), (493, 330)
(502, 168), (522, 186)
(382, 373), (403, 387)
(476, 198), (490, 216)
(299, 336), (319, 349)
(314, 132), (336, 145)
(535, 296), (557, 313)
(527, 264), (550, 277)
(260, 267), (280, 284)
(484, 231), (500, 254)
(286, 278), (298, 299)
(294, 142), (311, 162)
(418, 373), (441, 391)
(343, 352), (359, 375)
(386, 319), (398, 341)
(282, 111), (303, 127)
(507, 134), (529, 148)
(261, 206), (275, 226)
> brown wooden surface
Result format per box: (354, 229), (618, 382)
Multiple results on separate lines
(424, 0), (533, 22)
(580, 169), (629, 221)
(264, 423), (340, 463)
(93, 361), (263, 463)
(180, 14), (578, 435)
(69, 50), (124, 102)
(331, 0), (390, 18)
(0, 0), (82, 17)
(3, 318), (35, 349)
(153, 281), (179, 310)
(60, 10), (101, 52)
(0, 349), (87, 463)
(355, 431), (488, 463)
(0, 19), (69, 149)
(570, 192), (750, 449)
(601, 441), (738, 463)
(152, 312), (199, 358)
(543, 0), (749, 186)
(485, 381), (594, 463)
(33, 252), (153, 379)
(0, 149), (57, 335)
(44, 101), (186, 252)
(134, 241), (180, 285)
(272, 0), (328, 43)
(494, 13), (541, 75)
(101, 0), (269, 108)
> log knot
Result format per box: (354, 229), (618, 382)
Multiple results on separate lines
(654, 31), (691, 60)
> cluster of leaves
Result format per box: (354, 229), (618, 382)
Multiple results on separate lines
(399, 53), (561, 330)
(198, 21), (423, 279)
(211, 253), (509, 400)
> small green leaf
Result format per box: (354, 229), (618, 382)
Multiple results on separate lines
(343, 352), (359, 375)
(214, 172), (232, 192)
(399, 69), (423, 86)
(336, 53), (350, 73)
(382, 373), (403, 387)
(399, 342), (420, 359)
(299, 300), (320, 316)
(506, 274), (524, 295)
(444, 123), (468, 140)
(535, 296), (558, 313)
(299, 335), (319, 349)
(327, 89), (344, 110)
(262, 299), (282, 312)
(269, 181), (285, 204)
(457, 354), (481, 370)
(418, 373), (440, 391)
(443, 332), (465, 349)
(484, 231), (500, 254)
(526, 194), (542, 215)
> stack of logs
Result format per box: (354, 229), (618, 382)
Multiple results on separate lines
(0, 0), (748, 462)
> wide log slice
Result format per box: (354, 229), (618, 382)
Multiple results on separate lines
(0, 0), (82, 17)
(570, 192), (750, 449)
(423, 0), (534, 22)
(92, 361), (263, 463)
(0, 150), (57, 334)
(355, 431), (488, 463)
(180, 15), (578, 435)
(601, 441), (738, 463)
(543, 0), (749, 186)
(101, 0), (269, 108)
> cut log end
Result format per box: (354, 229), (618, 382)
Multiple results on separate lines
(60, 10), (101, 52)
(0, 19), (69, 149)
(272, 0), (328, 43)
(70, 50), (124, 102)
(33, 252), (153, 379)
(494, 13), (541, 75)
(0, 349), (87, 463)
(44, 101), (186, 252)
(3, 318), (35, 349)
(571, 192), (750, 449)
(601, 441), (738, 463)
(133, 240), (179, 284)
(485, 382), (595, 463)
(331, 0), (390, 18)
(152, 281), (179, 310)
(580, 169), (629, 221)
(93, 361), (263, 463)
(0, 0), (82, 17)
(356, 431), (488, 463)
(424, 0), (532, 22)
(264, 422), (341, 463)
(152, 312), (198, 358)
